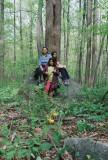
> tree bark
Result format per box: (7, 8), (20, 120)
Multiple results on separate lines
(93, 36), (105, 86)
(36, 0), (44, 57)
(45, 0), (61, 59)
(77, 0), (82, 83)
(0, 0), (4, 79)
(66, 0), (70, 66)
(29, 3), (33, 62)
(85, 0), (92, 86)
(63, 5), (66, 63)
(77, 0), (87, 84)
(14, 0), (16, 64)
(20, 0), (23, 55)
(106, 9), (108, 84)
(90, 0), (97, 86)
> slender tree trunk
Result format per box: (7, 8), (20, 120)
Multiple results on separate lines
(106, 36), (108, 54)
(29, 3), (33, 62)
(106, 36), (108, 84)
(19, 0), (23, 55)
(85, 0), (92, 86)
(45, 0), (61, 59)
(14, 0), (16, 64)
(77, 0), (82, 83)
(36, 0), (44, 57)
(66, 0), (70, 66)
(0, 0), (4, 79)
(77, 0), (87, 83)
(106, 9), (108, 84)
(90, 0), (97, 86)
(93, 36), (105, 86)
(63, 6), (66, 62)
(19, 0), (25, 77)
(101, 52), (106, 84)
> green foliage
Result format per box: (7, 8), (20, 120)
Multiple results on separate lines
(1, 125), (9, 138)
(4, 56), (37, 80)
(0, 85), (19, 103)
(39, 142), (52, 152)
(0, 81), (107, 159)
(77, 120), (95, 132)
(85, 154), (95, 160)
(52, 131), (62, 145)
(57, 147), (66, 159)
(98, 23), (108, 35)
(0, 0), (108, 158)
(0, 82), (63, 159)
(64, 87), (108, 122)
(4, 1), (13, 9)
(65, 101), (107, 121)
(80, 87), (108, 101)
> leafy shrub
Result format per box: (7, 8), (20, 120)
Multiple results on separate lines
(77, 120), (95, 132)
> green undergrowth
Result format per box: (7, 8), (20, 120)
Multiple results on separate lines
(0, 82), (108, 159)
(65, 100), (108, 121)
(0, 83), (63, 159)
(80, 87), (108, 101)
(64, 87), (108, 122)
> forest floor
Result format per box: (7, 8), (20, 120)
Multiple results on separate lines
(0, 82), (108, 160)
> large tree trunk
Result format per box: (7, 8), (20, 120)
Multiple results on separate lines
(0, 0), (4, 79)
(85, 0), (92, 86)
(36, 0), (44, 57)
(45, 0), (61, 59)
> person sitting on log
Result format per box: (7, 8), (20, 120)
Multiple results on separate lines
(34, 47), (52, 83)
(51, 51), (70, 86)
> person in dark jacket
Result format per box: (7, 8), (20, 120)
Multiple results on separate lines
(52, 51), (70, 86)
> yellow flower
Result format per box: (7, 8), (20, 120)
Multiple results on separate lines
(51, 111), (58, 117)
(48, 118), (55, 124)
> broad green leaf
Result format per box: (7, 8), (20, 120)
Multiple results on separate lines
(6, 150), (16, 160)
(39, 142), (52, 151)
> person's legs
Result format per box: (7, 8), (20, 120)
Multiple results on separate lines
(34, 67), (42, 81)
(49, 91), (54, 97)
(45, 81), (51, 93)
(34, 67), (47, 84)
(59, 68), (70, 81)
(43, 73), (47, 82)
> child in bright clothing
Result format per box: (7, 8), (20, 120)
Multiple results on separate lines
(45, 58), (59, 97)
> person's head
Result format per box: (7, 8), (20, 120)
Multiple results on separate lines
(51, 51), (57, 66)
(51, 51), (57, 58)
(42, 47), (48, 55)
(48, 58), (54, 66)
